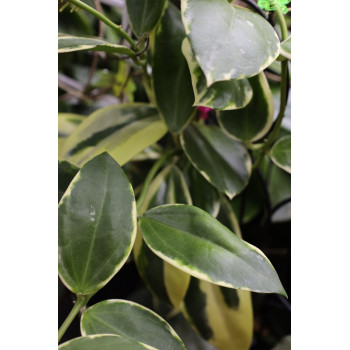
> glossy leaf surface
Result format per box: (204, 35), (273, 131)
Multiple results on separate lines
(61, 104), (167, 167)
(183, 279), (253, 350)
(58, 34), (134, 55)
(139, 204), (287, 295)
(270, 135), (291, 173)
(58, 335), (150, 350)
(152, 3), (195, 133)
(126, 0), (166, 37)
(218, 72), (274, 142)
(181, 1), (280, 85)
(182, 38), (253, 110)
(81, 300), (186, 350)
(134, 165), (191, 308)
(181, 123), (251, 199)
(58, 153), (136, 294)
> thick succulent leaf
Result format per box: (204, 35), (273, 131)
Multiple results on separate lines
(181, 1), (280, 85)
(58, 153), (137, 295)
(61, 104), (167, 167)
(270, 135), (291, 173)
(183, 279), (253, 350)
(187, 165), (220, 218)
(58, 34), (134, 55)
(58, 160), (79, 203)
(152, 3), (195, 133)
(180, 123), (252, 199)
(181, 38), (253, 110)
(126, 0), (166, 37)
(139, 204), (287, 296)
(134, 165), (191, 308)
(58, 113), (85, 158)
(218, 72), (274, 142)
(58, 335), (152, 350)
(81, 300), (186, 350)
(280, 36), (291, 60)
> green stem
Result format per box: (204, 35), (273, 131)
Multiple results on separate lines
(58, 294), (93, 343)
(252, 8), (289, 170)
(66, 0), (136, 47)
(136, 150), (177, 212)
(220, 195), (242, 239)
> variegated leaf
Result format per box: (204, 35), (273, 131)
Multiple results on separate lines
(139, 204), (287, 296)
(182, 37), (253, 110)
(218, 72), (274, 142)
(270, 135), (291, 173)
(58, 153), (137, 295)
(81, 300), (186, 350)
(180, 123), (252, 199)
(58, 34), (135, 56)
(181, 1), (280, 85)
(134, 165), (192, 308)
(61, 104), (168, 167)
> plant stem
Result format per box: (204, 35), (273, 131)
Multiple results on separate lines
(220, 195), (242, 239)
(136, 150), (177, 212)
(66, 0), (136, 47)
(58, 293), (92, 343)
(253, 8), (289, 170)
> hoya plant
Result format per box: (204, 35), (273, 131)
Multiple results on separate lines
(58, 0), (291, 349)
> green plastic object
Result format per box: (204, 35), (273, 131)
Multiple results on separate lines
(257, 0), (290, 14)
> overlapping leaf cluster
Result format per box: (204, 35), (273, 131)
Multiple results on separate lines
(58, 0), (291, 349)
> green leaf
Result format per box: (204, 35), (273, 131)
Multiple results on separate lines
(280, 36), (291, 60)
(58, 153), (136, 295)
(181, 38), (253, 110)
(58, 160), (79, 203)
(134, 164), (192, 308)
(126, 0), (167, 37)
(218, 72), (274, 142)
(152, 3), (195, 133)
(181, 1), (280, 85)
(183, 279), (253, 350)
(271, 83), (291, 132)
(81, 300), (186, 350)
(61, 103), (168, 167)
(58, 335), (151, 350)
(187, 165), (220, 218)
(58, 34), (135, 55)
(270, 135), (291, 173)
(180, 123), (252, 199)
(139, 204), (287, 296)
(267, 162), (291, 223)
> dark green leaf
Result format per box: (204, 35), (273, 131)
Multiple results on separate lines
(58, 160), (79, 203)
(187, 165), (220, 218)
(181, 1), (280, 85)
(270, 135), (291, 173)
(61, 103), (167, 167)
(139, 204), (287, 296)
(58, 335), (150, 350)
(218, 72), (274, 142)
(181, 38), (253, 110)
(126, 0), (166, 37)
(58, 153), (136, 295)
(58, 34), (134, 55)
(81, 299), (186, 350)
(180, 123), (252, 199)
(152, 3), (195, 133)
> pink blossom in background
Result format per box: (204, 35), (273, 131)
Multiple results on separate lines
(197, 106), (212, 120)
